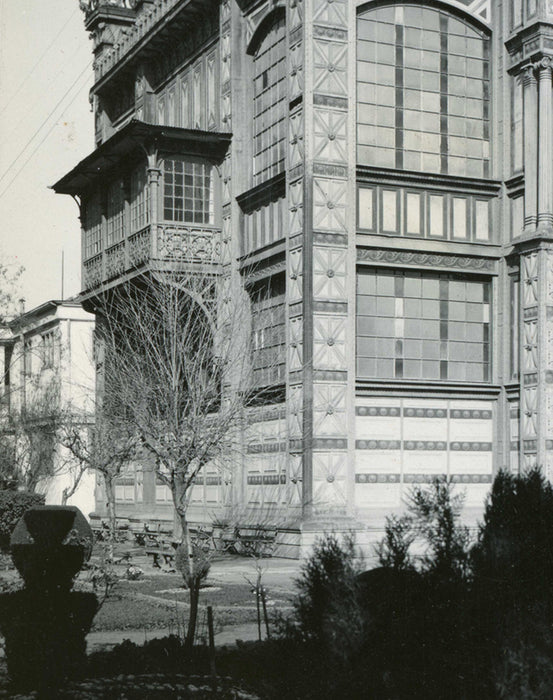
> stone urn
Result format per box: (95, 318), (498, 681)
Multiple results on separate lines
(0, 506), (98, 692)
(10, 505), (93, 590)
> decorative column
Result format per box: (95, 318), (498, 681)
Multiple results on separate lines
(286, 0), (309, 515)
(523, 65), (538, 229)
(287, 0), (354, 530)
(146, 153), (160, 259)
(537, 58), (553, 227)
(518, 56), (553, 478)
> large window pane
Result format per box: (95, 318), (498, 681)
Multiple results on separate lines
(357, 268), (491, 382)
(253, 16), (286, 185)
(163, 159), (213, 224)
(357, 5), (490, 177)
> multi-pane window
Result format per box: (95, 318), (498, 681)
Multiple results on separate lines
(83, 192), (102, 259)
(115, 465), (143, 503)
(357, 268), (491, 382)
(251, 277), (286, 387)
(130, 167), (149, 233)
(357, 5), (490, 178)
(163, 159), (214, 224)
(106, 179), (125, 246)
(253, 16), (286, 185)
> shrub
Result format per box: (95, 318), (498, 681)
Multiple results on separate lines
(473, 468), (553, 601)
(293, 532), (363, 652)
(375, 513), (416, 571)
(0, 490), (44, 550)
(471, 469), (553, 697)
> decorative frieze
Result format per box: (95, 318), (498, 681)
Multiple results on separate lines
(357, 248), (496, 272)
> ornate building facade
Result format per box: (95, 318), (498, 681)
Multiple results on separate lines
(54, 0), (553, 554)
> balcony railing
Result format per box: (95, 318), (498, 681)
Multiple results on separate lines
(82, 223), (221, 291)
(85, 0), (212, 83)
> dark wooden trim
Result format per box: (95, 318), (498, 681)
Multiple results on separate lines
(236, 172), (286, 214)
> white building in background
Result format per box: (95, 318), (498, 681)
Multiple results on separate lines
(0, 300), (96, 515)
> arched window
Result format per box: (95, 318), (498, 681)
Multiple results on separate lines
(252, 15), (286, 185)
(357, 4), (490, 178)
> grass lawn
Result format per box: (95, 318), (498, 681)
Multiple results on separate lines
(79, 547), (294, 634)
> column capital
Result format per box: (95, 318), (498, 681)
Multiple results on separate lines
(534, 56), (553, 76)
(146, 167), (161, 183)
(522, 63), (538, 85)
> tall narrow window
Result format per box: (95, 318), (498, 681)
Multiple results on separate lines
(163, 159), (214, 224)
(106, 180), (125, 246)
(83, 191), (102, 259)
(357, 5), (490, 178)
(180, 75), (190, 128)
(130, 167), (149, 233)
(250, 275), (286, 387)
(252, 15), (286, 185)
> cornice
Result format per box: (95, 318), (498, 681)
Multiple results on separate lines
(357, 165), (501, 196)
(236, 172), (286, 214)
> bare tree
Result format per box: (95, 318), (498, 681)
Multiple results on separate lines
(0, 371), (64, 493)
(97, 271), (253, 648)
(60, 401), (137, 538)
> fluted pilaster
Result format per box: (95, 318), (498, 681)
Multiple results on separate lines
(537, 59), (553, 227)
(523, 65), (538, 229)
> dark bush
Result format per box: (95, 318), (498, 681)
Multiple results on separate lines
(0, 490), (44, 550)
(471, 469), (553, 697)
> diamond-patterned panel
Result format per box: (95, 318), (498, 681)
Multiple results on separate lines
(313, 0), (347, 26)
(312, 452), (347, 508)
(313, 178), (347, 232)
(313, 109), (347, 163)
(289, 247), (303, 302)
(313, 315), (346, 369)
(313, 40), (347, 96)
(313, 247), (346, 300)
(313, 383), (347, 436)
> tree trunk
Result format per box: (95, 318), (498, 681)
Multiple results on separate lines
(186, 581), (200, 652)
(104, 475), (117, 542)
(178, 510), (199, 653)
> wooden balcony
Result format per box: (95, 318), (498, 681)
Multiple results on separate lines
(82, 222), (221, 292)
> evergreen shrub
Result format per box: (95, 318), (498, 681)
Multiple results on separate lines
(0, 490), (44, 549)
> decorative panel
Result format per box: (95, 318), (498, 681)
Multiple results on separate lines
(313, 247), (346, 300)
(313, 178), (347, 232)
(355, 397), (495, 508)
(313, 384), (347, 436)
(312, 452), (347, 509)
(289, 247), (303, 302)
(313, 315), (347, 369)
(289, 42), (304, 98)
(289, 317), (304, 370)
(313, 110), (347, 162)
(288, 384), (304, 438)
(289, 110), (305, 169)
(289, 453), (303, 505)
(313, 40), (347, 96)
(289, 179), (304, 235)
(312, 0), (347, 26)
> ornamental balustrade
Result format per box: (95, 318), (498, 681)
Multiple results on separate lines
(81, 0), (202, 81)
(82, 223), (221, 290)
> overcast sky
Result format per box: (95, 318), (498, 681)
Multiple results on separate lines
(0, 0), (94, 311)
